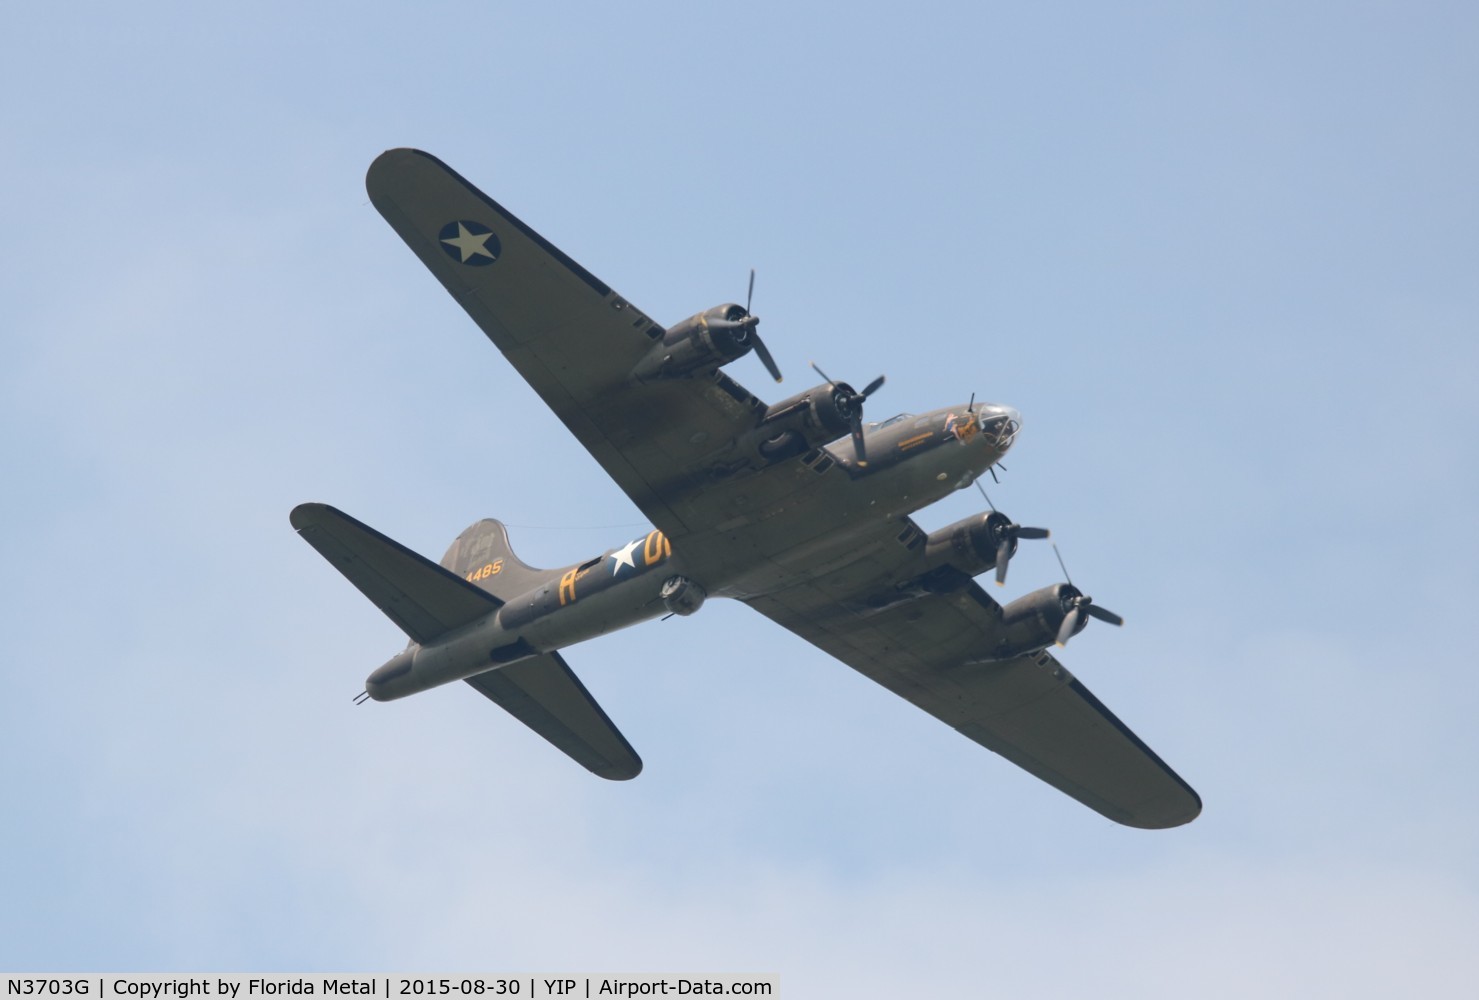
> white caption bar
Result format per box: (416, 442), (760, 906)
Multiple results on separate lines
(3, 977), (778, 999)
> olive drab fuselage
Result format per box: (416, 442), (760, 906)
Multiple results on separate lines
(364, 402), (1021, 701)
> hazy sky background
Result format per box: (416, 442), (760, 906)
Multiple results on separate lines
(3, 1), (1476, 994)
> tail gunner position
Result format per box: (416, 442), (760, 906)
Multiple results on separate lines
(292, 149), (1200, 829)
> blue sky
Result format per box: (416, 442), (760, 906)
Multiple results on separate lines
(3, 1), (1476, 993)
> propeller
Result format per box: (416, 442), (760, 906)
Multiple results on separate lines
(1052, 543), (1124, 646)
(810, 361), (885, 466)
(742, 268), (783, 383)
(974, 485), (1050, 585)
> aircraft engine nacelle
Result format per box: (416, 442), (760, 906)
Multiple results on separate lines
(923, 511), (1016, 578)
(632, 304), (755, 381)
(736, 381), (855, 462)
(985, 583), (1088, 660)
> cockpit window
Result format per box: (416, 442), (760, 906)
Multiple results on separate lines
(869, 412), (914, 430)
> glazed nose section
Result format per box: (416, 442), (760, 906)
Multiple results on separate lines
(978, 405), (1022, 452)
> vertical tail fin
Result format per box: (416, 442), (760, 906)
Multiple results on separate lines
(439, 518), (551, 601)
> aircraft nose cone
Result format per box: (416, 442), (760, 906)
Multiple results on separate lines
(979, 404), (1022, 451)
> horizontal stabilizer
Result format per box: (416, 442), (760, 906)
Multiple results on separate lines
(465, 655), (642, 780)
(291, 502), (500, 645)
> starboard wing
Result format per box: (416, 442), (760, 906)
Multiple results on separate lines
(365, 148), (768, 544)
(744, 523), (1202, 829)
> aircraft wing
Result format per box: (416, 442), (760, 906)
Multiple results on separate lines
(366, 149), (765, 543)
(744, 527), (1202, 829)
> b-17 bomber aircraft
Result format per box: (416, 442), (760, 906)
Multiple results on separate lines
(292, 148), (1201, 829)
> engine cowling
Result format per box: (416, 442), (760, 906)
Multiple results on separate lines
(923, 511), (1017, 578)
(735, 380), (857, 462)
(984, 583), (1088, 660)
(632, 304), (755, 381)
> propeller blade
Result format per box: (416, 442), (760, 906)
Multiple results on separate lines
(1056, 606), (1085, 647)
(994, 538), (1012, 586)
(737, 269), (779, 380)
(809, 361), (885, 463)
(751, 332), (782, 382)
(1052, 543), (1074, 587)
(1015, 526), (1050, 539)
(1050, 543), (1123, 642)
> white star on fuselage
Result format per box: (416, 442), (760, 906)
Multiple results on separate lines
(441, 223), (497, 263)
(610, 538), (641, 576)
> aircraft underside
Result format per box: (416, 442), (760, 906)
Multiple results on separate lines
(290, 148), (1202, 829)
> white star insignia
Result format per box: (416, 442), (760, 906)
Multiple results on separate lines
(441, 222), (498, 263)
(610, 538), (641, 576)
